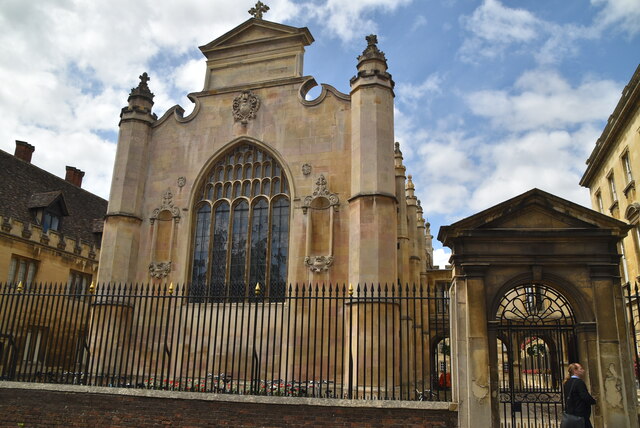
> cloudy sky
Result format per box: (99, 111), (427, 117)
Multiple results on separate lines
(1, 0), (639, 267)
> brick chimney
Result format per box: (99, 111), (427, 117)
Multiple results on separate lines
(14, 140), (35, 163)
(65, 166), (85, 187)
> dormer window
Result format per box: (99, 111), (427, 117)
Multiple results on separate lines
(38, 210), (61, 232)
(28, 191), (69, 233)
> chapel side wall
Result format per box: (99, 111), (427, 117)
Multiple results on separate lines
(133, 83), (352, 286)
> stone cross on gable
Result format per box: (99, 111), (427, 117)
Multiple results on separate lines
(249, 1), (270, 19)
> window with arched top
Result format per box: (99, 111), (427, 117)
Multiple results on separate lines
(191, 143), (290, 300)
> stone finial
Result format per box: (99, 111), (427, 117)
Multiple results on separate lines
(129, 72), (155, 101)
(406, 174), (415, 190)
(249, 1), (270, 19)
(394, 142), (404, 169)
(358, 34), (387, 62)
(406, 174), (416, 200)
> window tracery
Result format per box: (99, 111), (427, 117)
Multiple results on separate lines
(191, 143), (290, 300)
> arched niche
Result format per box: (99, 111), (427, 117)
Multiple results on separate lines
(302, 175), (339, 273)
(149, 189), (181, 279)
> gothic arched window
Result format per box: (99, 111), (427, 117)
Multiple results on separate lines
(191, 144), (290, 300)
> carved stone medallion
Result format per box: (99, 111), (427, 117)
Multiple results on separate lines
(177, 176), (186, 188)
(233, 90), (260, 124)
(302, 163), (312, 176)
(304, 255), (334, 273)
(149, 261), (171, 279)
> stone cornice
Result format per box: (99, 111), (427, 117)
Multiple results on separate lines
(105, 212), (144, 223)
(347, 191), (398, 204)
(193, 76), (308, 97)
(588, 263), (621, 279)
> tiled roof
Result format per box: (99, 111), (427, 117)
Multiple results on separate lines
(0, 149), (108, 246)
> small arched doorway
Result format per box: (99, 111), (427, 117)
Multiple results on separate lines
(491, 283), (578, 427)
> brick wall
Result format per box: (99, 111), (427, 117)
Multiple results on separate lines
(0, 384), (457, 427)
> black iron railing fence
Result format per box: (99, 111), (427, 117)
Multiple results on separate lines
(624, 281), (640, 387)
(0, 282), (450, 401)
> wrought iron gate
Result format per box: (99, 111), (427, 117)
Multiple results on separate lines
(491, 284), (578, 428)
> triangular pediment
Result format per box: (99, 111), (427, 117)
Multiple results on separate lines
(199, 18), (313, 54)
(438, 188), (630, 245)
(480, 204), (595, 229)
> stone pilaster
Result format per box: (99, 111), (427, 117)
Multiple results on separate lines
(452, 264), (493, 428)
(589, 264), (639, 428)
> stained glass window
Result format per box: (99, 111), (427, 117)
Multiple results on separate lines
(191, 144), (290, 300)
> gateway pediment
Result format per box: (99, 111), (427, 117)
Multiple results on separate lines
(480, 205), (595, 229)
(439, 188), (630, 244)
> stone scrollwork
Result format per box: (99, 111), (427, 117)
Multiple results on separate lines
(151, 188), (181, 224)
(233, 90), (260, 124)
(149, 261), (171, 279)
(302, 174), (339, 214)
(304, 255), (334, 273)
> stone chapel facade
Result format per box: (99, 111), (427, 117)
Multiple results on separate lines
(97, 16), (435, 290)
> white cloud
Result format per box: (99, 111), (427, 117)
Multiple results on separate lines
(592, 0), (640, 36)
(459, 0), (638, 65)
(458, 69), (615, 212)
(459, 0), (541, 61)
(411, 15), (428, 32)
(399, 68), (619, 218)
(174, 59), (206, 94)
(0, 0), (304, 199)
(397, 73), (443, 104)
(468, 129), (594, 212)
(463, 0), (539, 44)
(432, 248), (451, 269)
(466, 69), (621, 132)
(302, 0), (414, 42)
